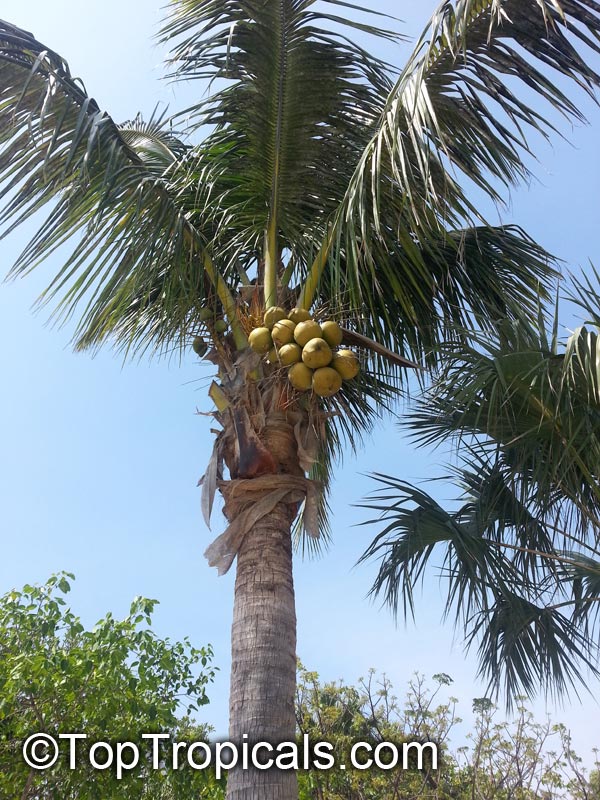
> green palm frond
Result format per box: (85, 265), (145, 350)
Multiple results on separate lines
(359, 470), (600, 702)
(342, 0), (600, 229)
(0, 20), (238, 354)
(558, 551), (600, 633)
(359, 296), (600, 700)
(118, 109), (189, 172)
(3, 2), (598, 363)
(310, 0), (600, 358)
(404, 315), (600, 531)
(315, 224), (557, 368)
(3, 2), (600, 564)
(567, 262), (600, 327)
(159, 0), (400, 302)
(471, 589), (599, 702)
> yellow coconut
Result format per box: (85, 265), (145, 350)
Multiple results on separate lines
(332, 349), (360, 380)
(248, 326), (273, 354)
(272, 319), (296, 346)
(302, 338), (333, 369)
(312, 367), (342, 397)
(278, 343), (302, 366)
(288, 362), (313, 391)
(264, 306), (287, 328)
(294, 319), (322, 347)
(321, 320), (343, 347)
(288, 307), (312, 324)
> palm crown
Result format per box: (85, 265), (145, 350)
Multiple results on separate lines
(2, 1), (594, 484)
(2, 2), (600, 797)
(4, 2), (587, 357)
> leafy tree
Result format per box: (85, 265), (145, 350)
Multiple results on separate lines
(589, 769), (600, 800)
(2, 2), (600, 798)
(295, 666), (458, 800)
(295, 668), (599, 800)
(0, 574), (218, 799)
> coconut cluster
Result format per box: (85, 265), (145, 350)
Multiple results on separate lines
(191, 306), (230, 358)
(248, 307), (359, 397)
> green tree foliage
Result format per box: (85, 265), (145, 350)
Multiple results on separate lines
(0, 574), (219, 799)
(589, 770), (600, 800)
(294, 668), (600, 800)
(2, 587), (598, 800)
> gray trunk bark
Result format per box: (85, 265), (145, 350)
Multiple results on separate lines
(225, 500), (299, 800)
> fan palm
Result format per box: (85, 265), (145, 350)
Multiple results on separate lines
(361, 300), (600, 704)
(2, 2), (600, 798)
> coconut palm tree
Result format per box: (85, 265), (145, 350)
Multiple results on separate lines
(2, 2), (600, 798)
(361, 290), (600, 705)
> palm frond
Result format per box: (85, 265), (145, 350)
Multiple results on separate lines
(315, 224), (557, 368)
(404, 315), (600, 532)
(567, 262), (600, 327)
(359, 470), (600, 703)
(0, 20), (229, 355)
(345, 0), (600, 227)
(315, 0), (600, 359)
(159, 0), (400, 294)
(359, 292), (600, 700)
(558, 551), (600, 632)
(470, 589), (599, 703)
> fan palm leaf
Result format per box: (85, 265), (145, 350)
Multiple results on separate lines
(360, 303), (600, 701)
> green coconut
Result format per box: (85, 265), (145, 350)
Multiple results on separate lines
(332, 349), (360, 380)
(312, 366), (342, 397)
(278, 343), (302, 366)
(302, 338), (333, 369)
(249, 326), (273, 354)
(321, 320), (343, 348)
(198, 307), (213, 322)
(294, 319), (322, 347)
(264, 306), (287, 328)
(192, 336), (208, 357)
(288, 362), (313, 391)
(288, 307), (312, 324)
(272, 319), (296, 346)
(214, 319), (229, 334)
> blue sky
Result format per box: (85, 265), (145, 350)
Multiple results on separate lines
(1, 0), (600, 765)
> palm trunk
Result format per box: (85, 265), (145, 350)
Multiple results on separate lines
(225, 413), (301, 800)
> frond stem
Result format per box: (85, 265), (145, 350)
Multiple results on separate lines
(264, 0), (288, 309)
(202, 252), (247, 350)
(545, 597), (600, 613)
(340, 327), (422, 370)
(486, 540), (600, 573)
(298, 222), (335, 310)
(264, 220), (279, 309)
